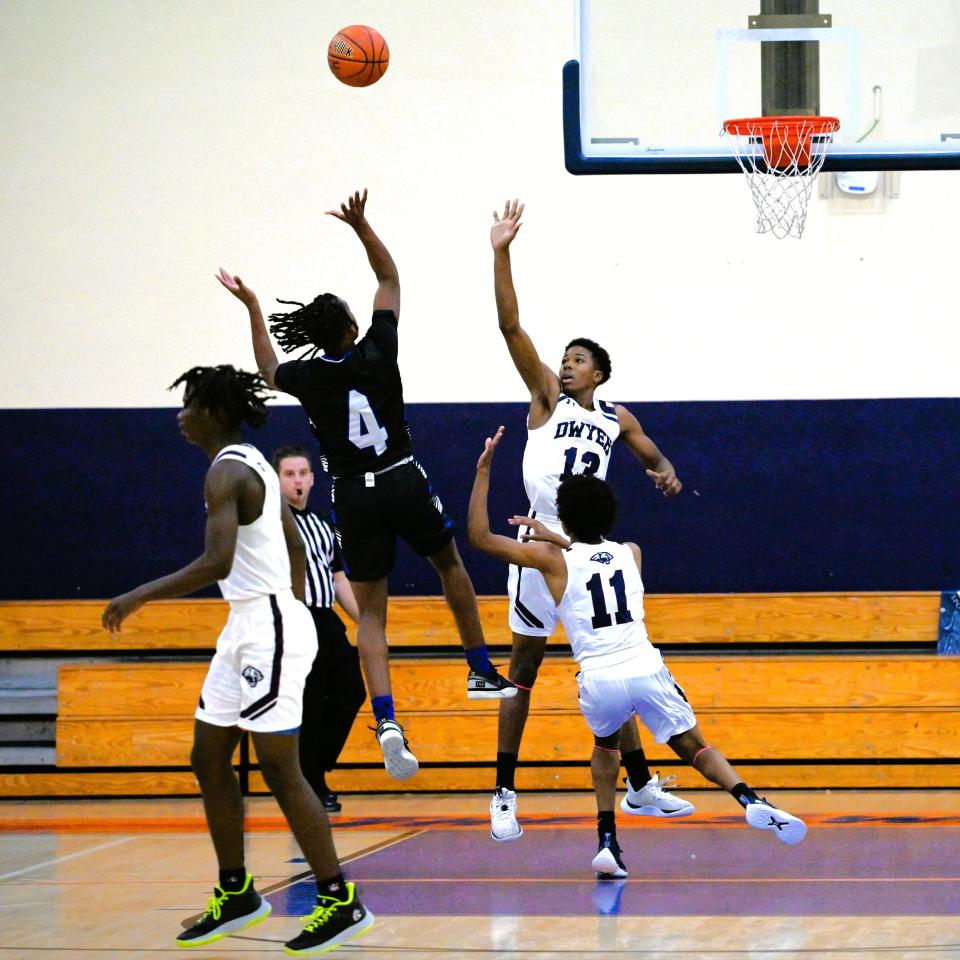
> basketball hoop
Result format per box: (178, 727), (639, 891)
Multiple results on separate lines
(723, 116), (840, 239)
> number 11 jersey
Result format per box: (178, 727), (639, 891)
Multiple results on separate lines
(558, 540), (661, 674)
(522, 393), (621, 520)
(275, 309), (413, 477)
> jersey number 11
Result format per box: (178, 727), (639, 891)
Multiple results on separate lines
(586, 570), (634, 629)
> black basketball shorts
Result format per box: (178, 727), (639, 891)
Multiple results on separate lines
(331, 460), (455, 581)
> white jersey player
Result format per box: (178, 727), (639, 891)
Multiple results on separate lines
(488, 198), (688, 842)
(469, 426), (807, 879)
(103, 365), (372, 954)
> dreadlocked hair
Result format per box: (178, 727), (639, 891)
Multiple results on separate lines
(268, 293), (354, 357)
(169, 365), (271, 429)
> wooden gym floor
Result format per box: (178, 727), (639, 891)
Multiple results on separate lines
(1, 789), (958, 960)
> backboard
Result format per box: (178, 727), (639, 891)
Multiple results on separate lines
(565, 0), (960, 174)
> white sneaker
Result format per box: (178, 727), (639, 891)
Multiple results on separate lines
(620, 773), (695, 818)
(591, 833), (628, 879)
(489, 788), (523, 841)
(375, 719), (419, 780)
(744, 798), (807, 845)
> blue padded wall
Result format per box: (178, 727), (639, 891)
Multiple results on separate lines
(2, 398), (958, 599)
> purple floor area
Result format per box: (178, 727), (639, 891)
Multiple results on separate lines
(271, 825), (960, 917)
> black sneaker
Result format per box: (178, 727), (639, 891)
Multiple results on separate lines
(591, 832), (628, 879)
(320, 792), (342, 813)
(467, 668), (518, 699)
(283, 882), (374, 956)
(175, 873), (271, 947)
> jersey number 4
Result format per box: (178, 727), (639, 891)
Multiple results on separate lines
(348, 390), (388, 455)
(586, 570), (634, 629)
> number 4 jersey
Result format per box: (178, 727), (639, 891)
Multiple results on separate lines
(522, 393), (621, 520)
(558, 540), (662, 674)
(275, 309), (413, 477)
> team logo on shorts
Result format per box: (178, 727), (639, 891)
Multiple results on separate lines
(590, 551), (614, 564)
(242, 665), (265, 687)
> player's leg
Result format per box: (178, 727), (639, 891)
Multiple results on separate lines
(489, 631), (547, 841)
(176, 627), (272, 949)
(591, 730), (628, 879)
(330, 474), (398, 704)
(637, 667), (806, 846)
(390, 460), (515, 697)
(254, 731), (374, 954)
(578, 671), (632, 878)
(426, 537), (515, 697)
(490, 558), (558, 841)
(350, 576), (419, 780)
(191, 721), (246, 869)
(246, 594), (373, 954)
(618, 717), (694, 818)
(667, 726), (805, 844)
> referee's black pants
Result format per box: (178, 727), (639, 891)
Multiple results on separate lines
(298, 606), (366, 796)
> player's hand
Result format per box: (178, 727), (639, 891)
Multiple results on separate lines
(216, 267), (258, 306)
(102, 590), (145, 634)
(491, 199), (524, 251)
(508, 515), (571, 548)
(646, 468), (683, 497)
(327, 188), (368, 229)
(476, 425), (505, 471)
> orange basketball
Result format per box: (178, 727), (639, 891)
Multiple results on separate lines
(327, 25), (389, 88)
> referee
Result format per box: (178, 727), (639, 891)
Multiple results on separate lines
(273, 445), (366, 812)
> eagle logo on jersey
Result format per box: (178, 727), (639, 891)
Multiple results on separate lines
(242, 665), (265, 688)
(590, 551), (614, 564)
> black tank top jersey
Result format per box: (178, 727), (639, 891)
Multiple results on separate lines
(275, 310), (413, 477)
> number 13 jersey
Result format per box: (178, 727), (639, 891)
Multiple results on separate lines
(522, 394), (621, 520)
(558, 540), (662, 675)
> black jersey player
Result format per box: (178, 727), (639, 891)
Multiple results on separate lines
(218, 190), (515, 780)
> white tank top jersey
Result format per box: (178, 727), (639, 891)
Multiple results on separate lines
(522, 394), (621, 521)
(211, 444), (292, 602)
(558, 540), (663, 674)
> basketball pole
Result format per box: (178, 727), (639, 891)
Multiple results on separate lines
(757, 0), (827, 117)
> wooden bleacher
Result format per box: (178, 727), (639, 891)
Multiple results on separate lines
(2, 594), (958, 797)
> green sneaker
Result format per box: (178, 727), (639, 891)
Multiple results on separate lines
(176, 873), (271, 947)
(283, 881), (374, 955)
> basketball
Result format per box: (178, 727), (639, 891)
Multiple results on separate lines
(327, 25), (389, 88)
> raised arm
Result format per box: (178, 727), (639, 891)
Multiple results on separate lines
(617, 405), (683, 497)
(102, 461), (243, 633)
(217, 268), (279, 388)
(467, 426), (567, 600)
(490, 200), (558, 425)
(327, 188), (400, 319)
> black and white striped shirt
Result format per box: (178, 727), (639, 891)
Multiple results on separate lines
(290, 508), (342, 609)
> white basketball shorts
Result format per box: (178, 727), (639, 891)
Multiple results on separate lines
(577, 660), (697, 741)
(507, 513), (564, 637)
(196, 589), (318, 734)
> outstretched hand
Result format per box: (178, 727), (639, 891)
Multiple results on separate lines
(476, 425), (506, 471)
(646, 467), (683, 497)
(102, 590), (144, 635)
(508, 515), (570, 548)
(215, 267), (257, 306)
(327, 188), (369, 229)
(490, 198), (524, 251)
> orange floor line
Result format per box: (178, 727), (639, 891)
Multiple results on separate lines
(1, 813), (958, 833)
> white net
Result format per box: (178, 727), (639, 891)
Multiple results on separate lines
(724, 117), (839, 240)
